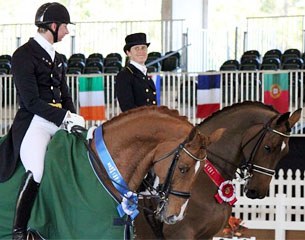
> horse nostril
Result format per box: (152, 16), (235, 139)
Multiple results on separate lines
(165, 215), (178, 225)
(245, 189), (260, 199)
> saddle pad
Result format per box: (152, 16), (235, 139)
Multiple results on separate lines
(0, 130), (127, 239)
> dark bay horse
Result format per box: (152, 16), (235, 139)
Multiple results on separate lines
(0, 106), (222, 239)
(135, 101), (301, 239)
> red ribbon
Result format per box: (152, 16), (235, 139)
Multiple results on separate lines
(204, 159), (237, 205)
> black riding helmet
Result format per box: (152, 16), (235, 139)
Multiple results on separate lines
(35, 2), (73, 42)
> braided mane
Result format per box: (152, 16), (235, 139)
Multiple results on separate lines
(105, 105), (189, 125)
(199, 101), (279, 126)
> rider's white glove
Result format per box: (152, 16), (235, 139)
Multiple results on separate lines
(63, 111), (85, 133)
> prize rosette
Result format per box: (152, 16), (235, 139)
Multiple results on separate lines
(215, 180), (237, 205)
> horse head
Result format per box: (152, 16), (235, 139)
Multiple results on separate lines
(152, 127), (224, 224)
(153, 102), (302, 240)
(240, 108), (302, 199)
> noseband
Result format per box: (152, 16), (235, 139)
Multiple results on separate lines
(239, 116), (291, 179)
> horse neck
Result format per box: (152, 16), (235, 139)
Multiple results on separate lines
(103, 115), (192, 191)
(200, 107), (276, 179)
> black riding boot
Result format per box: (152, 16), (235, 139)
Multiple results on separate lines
(12, 171), (40, 240)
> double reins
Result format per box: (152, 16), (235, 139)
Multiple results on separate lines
(205, 115), (291, 181)
(71, 125), (206, 214)
(71, 126), (156, 217)
(152, 139), (206, 216)
(239, 115), (291, 179)
(154, 140), (206, 199)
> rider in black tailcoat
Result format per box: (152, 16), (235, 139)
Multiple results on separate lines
(0, 2), (84, 239)
(115, 32), (157, 112)
(0, 38), (75, 182)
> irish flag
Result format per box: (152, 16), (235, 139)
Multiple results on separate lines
(196, 74), (221, 118)
(78, 76), (105, 120)
(263, 73), (289, 113)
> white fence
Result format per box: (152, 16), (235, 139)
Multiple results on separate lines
(233, 169), (305, 240)
(2, 16), (305, 72)
(1, 70), (305, 136)
(0, 20), (185, 62)
(1, 71), (305, 239)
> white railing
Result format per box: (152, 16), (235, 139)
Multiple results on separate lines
(2, 17), (305, 72)
(1, 70), (305, 136)
(0, 20), (185, 65)
(233, 169), (305, 240)
(1, 72), (305, 239)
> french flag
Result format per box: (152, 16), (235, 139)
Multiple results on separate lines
(196, 74), (221, 118)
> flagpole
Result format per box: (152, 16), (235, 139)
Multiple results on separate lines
(146, 44), (191, 67)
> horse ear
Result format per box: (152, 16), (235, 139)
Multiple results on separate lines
(287, 108), (302, 128)
(276, 108), (302, 129)
(209, 128), (226, 144)
(187, 127), (199, 141)
(276, 112), (290, 125)
(188, 127), (225, 146)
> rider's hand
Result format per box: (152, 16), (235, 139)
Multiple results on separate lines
(63, 111), (85, 133)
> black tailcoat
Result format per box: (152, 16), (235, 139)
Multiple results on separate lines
(115, 64), (157, 112)
(0, 38), (75, 182)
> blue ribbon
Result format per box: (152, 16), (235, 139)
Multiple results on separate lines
(94, 125), (139, 220)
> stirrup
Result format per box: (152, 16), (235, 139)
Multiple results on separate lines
(26, 229), (44, 240)
(12, 229), (26, 240)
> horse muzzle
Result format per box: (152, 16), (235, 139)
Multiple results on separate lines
(244, 188), (265, 199)
(155, 198), (188, 224)
(244, 179), (266, 199)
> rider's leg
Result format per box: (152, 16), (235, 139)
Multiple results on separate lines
(12, 171), (39, 240)
(12, 115), (58, 239)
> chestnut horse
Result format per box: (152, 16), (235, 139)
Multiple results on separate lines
(0, 106), (222, 239)
(135, 101), (301, 240)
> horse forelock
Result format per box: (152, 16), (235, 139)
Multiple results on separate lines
(198, 101), (279, 127)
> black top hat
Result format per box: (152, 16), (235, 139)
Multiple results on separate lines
(123, 32), (150, 53)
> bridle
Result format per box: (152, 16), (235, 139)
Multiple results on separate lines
(239, 115), (291, 179)
(71, 125), (206, 217)
(153, 139), (207, 215)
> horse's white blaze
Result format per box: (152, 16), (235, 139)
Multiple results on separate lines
(195, 161), (200, 173)
(174, 199), (189, 221)
(281, 141), (286, 151)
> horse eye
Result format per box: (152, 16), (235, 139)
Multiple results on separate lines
(178, 166), (189, 174)
(264, 145), (271, 152)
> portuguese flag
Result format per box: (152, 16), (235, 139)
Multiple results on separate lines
(78, 76), (106, 120)
(263, 73), (289, 113)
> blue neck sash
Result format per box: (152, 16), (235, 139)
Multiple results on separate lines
(94, 125), (139, 220)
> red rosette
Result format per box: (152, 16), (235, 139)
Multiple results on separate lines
(215, 180), (237, 205)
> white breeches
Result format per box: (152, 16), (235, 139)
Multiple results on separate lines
(20, 115), (59, 183)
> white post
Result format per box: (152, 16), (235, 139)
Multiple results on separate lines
(275, 193), (286, 240)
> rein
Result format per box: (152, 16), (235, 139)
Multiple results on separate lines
(71, 125), (205, 216)
(154, 140), (206, 198)
(204, 115), (291, 181)
(144, 139), (206, 217)
(197, 115), (291, 206)
(239, 115), (291, 179)
(70, 125), (135, 239)
(71, 126), (159, 219)
(70, 126), (124, 200)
